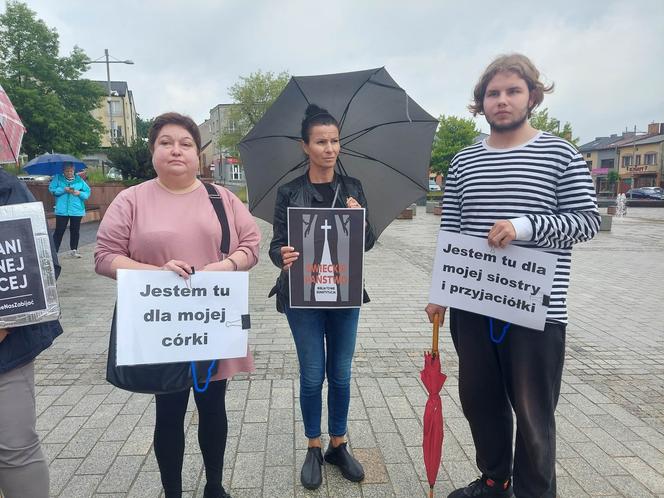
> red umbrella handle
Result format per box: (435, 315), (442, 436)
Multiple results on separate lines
(432, 312), (440, 357)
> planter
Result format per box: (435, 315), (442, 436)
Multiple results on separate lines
(397, 208), (413, 220)
(607, 206), (617, 215)
(599, 214), (612, 232)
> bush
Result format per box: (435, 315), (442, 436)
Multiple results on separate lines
(106, 139), (155, 181)
(1, 164), (22, 176)
(84, 167), (107, 183)
(235, 187), (247, 203)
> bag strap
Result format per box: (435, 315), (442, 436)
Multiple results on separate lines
(204, 183), (230, 256)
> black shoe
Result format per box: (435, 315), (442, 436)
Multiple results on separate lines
(448, 476), (514, 498)
(203, 483), (231, 498)
(324, 442), (364, 482)
(301, 447), (323, 490)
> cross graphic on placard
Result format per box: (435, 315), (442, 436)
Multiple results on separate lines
(320, 219), (332, 233)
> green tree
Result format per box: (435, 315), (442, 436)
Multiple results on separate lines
(106, 139), (154, 181)
(219, 70), (290, 155)
(430, 115), (480, 176)
(0, 1), (104, 158)
(136, 114), (153, 140)
(529, 108), (578, 145)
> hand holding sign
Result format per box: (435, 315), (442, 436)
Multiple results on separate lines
(280, 246), (299, 271)
(161, 259), (194, 279)
(487, 220), (517, 249)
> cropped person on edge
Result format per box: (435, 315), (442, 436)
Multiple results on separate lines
(48, 162), (91, 258)
(269, 104), (376, 490)
(95, 112), (260, 498)
(0, 168), (63, 498)
(425, 54), (600, 498)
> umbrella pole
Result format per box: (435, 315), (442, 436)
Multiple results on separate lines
(432, 312), (440, 357)
(430, 485), (434, 498)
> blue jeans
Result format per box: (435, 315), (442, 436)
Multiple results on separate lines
(284, 306), (360, 438)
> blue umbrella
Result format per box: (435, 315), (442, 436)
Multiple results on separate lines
(23, 153), (86, 176)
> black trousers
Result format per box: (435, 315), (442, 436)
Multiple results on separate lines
(53, 215), (82, 251)
(450, 309), (565, 498)
(154, 380), (228, 498)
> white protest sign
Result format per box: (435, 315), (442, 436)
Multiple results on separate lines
(116, 270), (249, 366)
(428, 231), (557, 331)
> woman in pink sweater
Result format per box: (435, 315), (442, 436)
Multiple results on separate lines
(95, 112), (260, 498)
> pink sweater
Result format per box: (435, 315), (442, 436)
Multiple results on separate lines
(95, 180), (260, 380)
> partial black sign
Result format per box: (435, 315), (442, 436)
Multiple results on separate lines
(0, 202), (59, 327)
(0, 218), (45, 316)
(288, 207), (365, 308)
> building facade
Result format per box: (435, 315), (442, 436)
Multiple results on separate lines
(90, 81), (137, 148)
(578, 122), (664, 194)
(617, 123), (664, 190)
(198, 104), (245, 186)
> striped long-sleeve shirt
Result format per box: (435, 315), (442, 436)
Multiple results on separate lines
(440, 132), (600, 324)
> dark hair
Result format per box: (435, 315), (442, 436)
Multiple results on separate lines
(468, 53), (554, 118)
(148, 112), (202, 153)
(300, 104), (339, 143)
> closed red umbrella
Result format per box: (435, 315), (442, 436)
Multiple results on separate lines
(0, 84), (25, 164)
(421, 313), (447, 498)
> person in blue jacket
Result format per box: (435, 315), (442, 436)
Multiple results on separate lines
(48, 162), (91, 257)
(0, 168), (63, 498)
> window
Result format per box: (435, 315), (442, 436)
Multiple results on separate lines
(110, 100), (123, 117)
(586, 161), (592, 168)
(635, 154), (641, 166)
(622, 156), (633, 167)
(224, 121), (238, 134)
(644, 152), (657, 165)
(231, 164), (242, 181)
(586, 152), (591, 158)
(601, 158), (615, 168)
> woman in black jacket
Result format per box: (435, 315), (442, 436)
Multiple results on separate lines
(269, 105), (375, 490)
(0, 169), (63, 498)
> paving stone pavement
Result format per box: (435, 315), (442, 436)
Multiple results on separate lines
(34, 206), (664, 498)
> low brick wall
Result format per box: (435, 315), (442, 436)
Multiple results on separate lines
(26, 181), (126, 221)
(45, 207), (101, 229)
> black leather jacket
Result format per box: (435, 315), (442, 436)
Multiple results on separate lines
(268, 172), (376, 312)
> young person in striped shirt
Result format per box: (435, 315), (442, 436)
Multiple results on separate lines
(426, 54), (600, 498)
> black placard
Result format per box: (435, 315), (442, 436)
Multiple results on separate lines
(288, 208), (365, 308)
(0, 218), (46, 317)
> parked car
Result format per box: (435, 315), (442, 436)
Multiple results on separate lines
(17, 174), (51, 182)
(428, 180), (441, 192)
(106, 167), (123, 180)
(626, 187), (664, 200)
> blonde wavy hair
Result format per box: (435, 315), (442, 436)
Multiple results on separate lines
(468, 53), (554, 117)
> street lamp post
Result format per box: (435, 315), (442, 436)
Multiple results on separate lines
(86, 49), (134, 146)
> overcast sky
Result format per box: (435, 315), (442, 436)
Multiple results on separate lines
(15, 0), (664, 144)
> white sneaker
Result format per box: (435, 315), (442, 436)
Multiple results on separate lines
(71, 250), (82, 258)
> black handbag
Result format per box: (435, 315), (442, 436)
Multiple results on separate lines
(105, 183), (231, 394)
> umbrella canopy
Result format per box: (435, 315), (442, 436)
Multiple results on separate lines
(421, 314), (447, 497)
(0, 84), (26, 165)
(239, 67), (438, 237)
(23, 153), (86, 176)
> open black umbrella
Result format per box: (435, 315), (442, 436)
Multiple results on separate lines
(239, 67), (438, 237)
